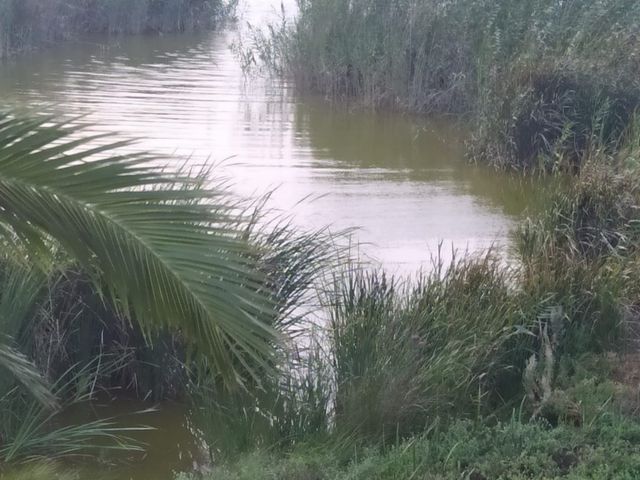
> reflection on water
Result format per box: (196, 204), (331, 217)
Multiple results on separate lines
(0, 0), (538, 273)
(0, 0), (542, 477)
(291, 102), (541, 267)
(58, 400), (205, 480)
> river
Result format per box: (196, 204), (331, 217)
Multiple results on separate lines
(0, 0), (538, 478)
(0, 0), (538, 274)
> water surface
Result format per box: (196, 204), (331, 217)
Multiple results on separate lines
(0, 1), (537, 273)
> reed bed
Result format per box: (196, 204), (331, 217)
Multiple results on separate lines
(251, 0), (640, 170)
(0, 0), (235, 58)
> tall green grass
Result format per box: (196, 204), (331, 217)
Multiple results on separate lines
(325, 257), (524, 443)
(252, 0), (640, 169)
(186, 159), (640, 472)
(180, 356), (640, 479)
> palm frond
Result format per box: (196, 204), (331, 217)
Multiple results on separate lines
(0, 112), (277, 383)
(0, 341), (57, 410)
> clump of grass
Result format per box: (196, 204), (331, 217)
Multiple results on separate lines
(189, 252), (532, 460)
(325, 255), (525, 443)
(189, 340), (333, 460)
(516, 165), (640, 353)
(474, 70), (640, 171)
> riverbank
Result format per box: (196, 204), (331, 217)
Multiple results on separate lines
(3, 158), (640, 480)
(0, 105), (636, 478)
(251, 0), (640, 171)
(0, 0), (235, 59)
(174, 161), (640, 479)
(0, 116), (639, 480)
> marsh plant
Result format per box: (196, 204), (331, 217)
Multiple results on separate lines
(0, 117), (639, 477)
(250, 0), (640, 170)
(177, 154), (640, 475)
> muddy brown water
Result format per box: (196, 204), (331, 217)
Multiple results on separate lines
(0, 1), (541, 478)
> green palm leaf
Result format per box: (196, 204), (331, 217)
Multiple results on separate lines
(0, 112), (277, 384)
(0, 340), (57, 410)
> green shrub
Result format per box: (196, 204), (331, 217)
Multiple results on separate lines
(325, 257), (526, 443)
(181, 408), (640, 479)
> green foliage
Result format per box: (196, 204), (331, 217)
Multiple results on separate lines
(516, 166), (640, 353)
(187, 165), (640, 477)
(0, 111), (343, 463)
(255, 0), (640, 169)
(188, 223), (339, 458)
(180, 354), (640, 478)
(325, 256), (525, 443)
(0, 113), (279, 383)
(180, 413), (640, 479)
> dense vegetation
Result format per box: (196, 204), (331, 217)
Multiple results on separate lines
(0, 112), (341, 464)
(172, 1), (640, 474)
(2, 1), (640, 479)
(6, 112), (640, 479)
(250, 0), (640, 170)
(0, 0), (235, 58)
(169, 161), (640, 479)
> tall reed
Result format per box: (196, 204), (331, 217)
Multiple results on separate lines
(252, 0), (640, 169)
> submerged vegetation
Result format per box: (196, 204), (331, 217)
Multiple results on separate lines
(0, 0), (235, 58)
(249, 0), (640, 170)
